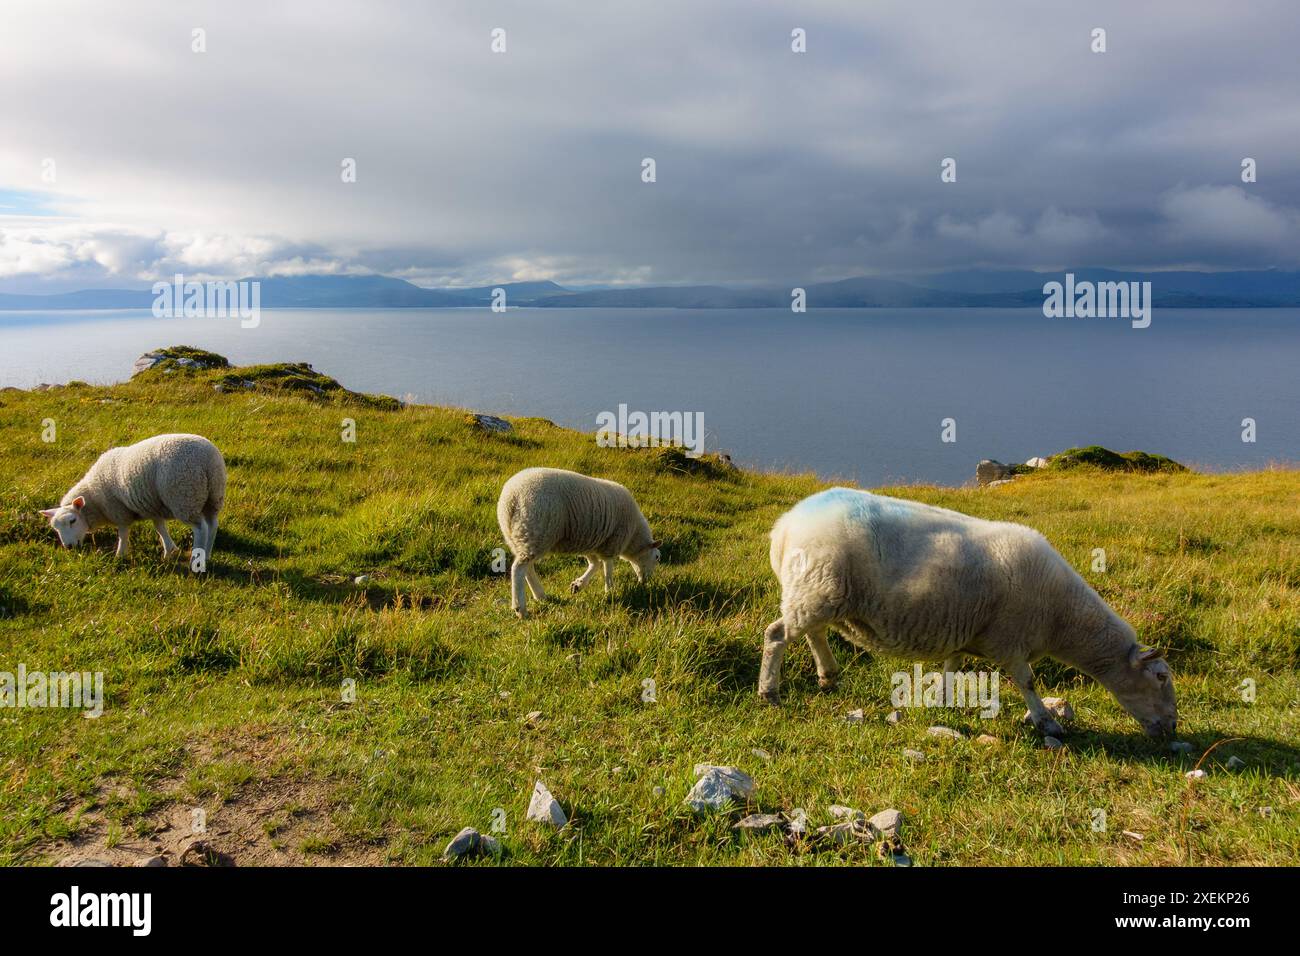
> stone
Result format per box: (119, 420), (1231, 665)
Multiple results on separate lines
(684, 764), (754, 812)
(137, 855), (168, 867)
(1186, 769), (1207, 781)
(828, 805), (865, 824)
(885, 710), (903, 725)
(1226, 756), (1246, 770)
(1023, 697), (1073, 722)
(816, 822), (870, 845)
(868, 808), (903, 838)
(1024, 457), (1050, 469)
(751, 748), (771, 761)
(353, 575), (370, 585)
(976, 459), (1014, 486)
(985, 478), (1015, 488)
(1043, 736), (1064, 750)
(974, 734), (999, 746)
(843, 709), (865, 724)
(469, 413), (512, 433)
(442, 826), (501, 860)
(526, 780), (567, 828)
(927, 725), (963, 740)
(1170, 741), (1194, 754)
(904, 749), (926, 762)
(1121, 830), (1144, 842)
(1259, 807), (1273, 818)
(522, 710), (542, 725)
(733, 813), (784, 833)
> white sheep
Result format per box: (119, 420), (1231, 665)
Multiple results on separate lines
(41, 433), (227, 562)
(760, 488), (1177, 737)
(496, 467), (660, 619)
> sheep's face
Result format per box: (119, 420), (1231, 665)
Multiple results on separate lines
(626, 540), (662, 584)
(40, 498), (90, 548)
(1112, 645), (1177, 737)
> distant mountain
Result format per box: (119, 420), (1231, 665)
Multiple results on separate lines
(2, 270), (1298, 310)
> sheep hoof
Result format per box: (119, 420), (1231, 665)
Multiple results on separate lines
(817, 675), (840, 691)
(758, 690), (781, 706)
(570, 581), (582, 594)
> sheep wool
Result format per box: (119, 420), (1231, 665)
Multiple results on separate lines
(44, 433), (226, 563)
(497, 467), (660, 619)
(760, 488), (1177, 737)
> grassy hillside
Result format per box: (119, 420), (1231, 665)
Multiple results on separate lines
(1, 358), (1297, 866)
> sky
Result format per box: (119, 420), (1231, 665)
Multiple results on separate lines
(1, 0), (1299, 293)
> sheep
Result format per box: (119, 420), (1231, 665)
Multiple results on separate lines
(40, 433), (226, 564)
(759, 488), (1177, 737)
(496, 467), (660, 619)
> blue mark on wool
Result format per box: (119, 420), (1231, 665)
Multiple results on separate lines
(792, 488), (908, 525)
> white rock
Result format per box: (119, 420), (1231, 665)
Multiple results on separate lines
(885, 709), (903, 724)
(927, 725), (964, 740)
(684, 765), (754, 812)
(1226, 756), (1246, 770)
(974, 734), (999, 746)
(1121, 830), (1144, 843)
(526, 780), (567, 828)
(843, 709), (865, 724)
(868, 808), (903, 838)
(903, 749), (926, 762)
(1025, 457), (1050, 469)
(816, 822), (869, 845)
(828, 805), (865, 824)
(1186, 769), (1207, 781)
(353, 575), (370, 585)
(1043, 736), (1064, 750)
(985, 478), (1016, 488)
(732, 813), (784, 832)
(1023, 697), (1073, 722)
(751, 748), (771, 761)
(1259, 806), (1273, 818)
(442, 826), (501, 860)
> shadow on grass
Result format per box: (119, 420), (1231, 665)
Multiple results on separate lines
(279, 570), (444, 611)
(619, 574), (753, 618)
(1066, 730), (1300, 775)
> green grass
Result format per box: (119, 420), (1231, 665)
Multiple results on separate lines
(1, 364), (1297, 866)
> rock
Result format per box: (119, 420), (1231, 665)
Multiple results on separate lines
(868, 808), (903, 838)
(353, 575), (370, 585)
(684, 764), (754, 812)
(521, 710), (543, 725)
(1023, 698), (1073, 722)
(179, 841), (235, 867)
(1186, 769), (1207, 781)
(733, 813), (784, 833)
(985, 478), (1015, 488)
(784, 810), (810, 835)
(526, 780), (567, 828)
(61, 857), (112, 867)
(652, 786), (665, 797)
(885, 710), (903, 725)
(843, 709), (865, 724)
(442, 826), (501, 861)
(903, 749), (926, 762)
(468, 413), (512, 433)
(1170, 741), (1194, 754)
(974, 734), (999, 746)
(1121, 830), (1144, 843)
(816, 822), (870, 845)
(1259, 806), (1273, 818)
(1043, 736), (1064, 750)
(1024, 456), (1050, 469)
(976, 459), (1014, 486)
(927, 725), (963, 740)
(751, 748), (771, 761)
(828, 805), (865, 824)
(1226, 756), (1246, 770)
(137, 855), (168, 867)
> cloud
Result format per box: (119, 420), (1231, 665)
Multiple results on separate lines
(1, 0), (1299, 287)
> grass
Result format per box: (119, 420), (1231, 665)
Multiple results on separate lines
(0, 360), (1297, 866)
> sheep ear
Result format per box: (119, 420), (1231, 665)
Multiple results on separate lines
(40, 508), (58, 518)
(72, 496), (85, 509)
(1131, 645), (1165, 667)
(1140, 647), (1166, 662)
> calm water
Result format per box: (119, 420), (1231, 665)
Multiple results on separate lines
(2, 308), (1296, 487)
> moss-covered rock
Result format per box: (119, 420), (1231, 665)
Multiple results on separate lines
(213, 361), (400, 410)
(1048, 445), (1186, 473)
(132, 346), (230, 376)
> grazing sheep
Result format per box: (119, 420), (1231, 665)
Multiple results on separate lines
(41, 434), (226, 563)
(497, 467), (660, 619)
(760, 488), (1176, 737)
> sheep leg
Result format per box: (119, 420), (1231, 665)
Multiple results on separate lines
(806, 626), (841, 689)
(1008, 660), (1064, 737)
(602, 559), (614, 594)
(758, 617), (790, 704)
(510, 558), (530, 619)
(524, 564), (547, 601)
(205, 514), (218, 557)
(154, 519), (178, 558)
(571, 557), (598, 593)
(114, 526), (130, 559)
